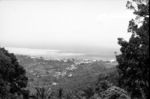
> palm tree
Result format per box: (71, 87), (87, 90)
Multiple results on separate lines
(32, 87), (52, 99)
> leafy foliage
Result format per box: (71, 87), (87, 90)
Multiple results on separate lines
(31, 87), (52, 99)
(0, 48), (28, 98)
(101, 86), (131, 99)
(117, 0), (149, 98)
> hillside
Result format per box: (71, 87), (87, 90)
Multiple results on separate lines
(16, 55), (117, 92)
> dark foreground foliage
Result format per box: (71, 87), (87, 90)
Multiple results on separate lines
(0, 0), (149, 99)
(0, 48), (28, 99)
(117, 0), (149, 98)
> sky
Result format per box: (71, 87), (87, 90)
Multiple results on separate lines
(0, 0), (133, 54)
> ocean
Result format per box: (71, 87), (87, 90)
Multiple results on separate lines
(5, 47), (117, 61)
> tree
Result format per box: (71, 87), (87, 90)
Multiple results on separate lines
(32, 87), (52, 99)
(116, 0), (149, 98)
(0, 47), (28, 98)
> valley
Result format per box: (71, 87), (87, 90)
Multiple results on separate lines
(16, 55), (117, 91)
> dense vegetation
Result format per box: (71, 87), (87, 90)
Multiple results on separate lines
(0, 48), (28, 99)
(0, 48), (129, 99)
(0, 0), (149, 99)
(117, 0), (149, 98)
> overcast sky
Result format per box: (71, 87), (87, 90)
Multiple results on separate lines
(0, 0), (133, 52)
